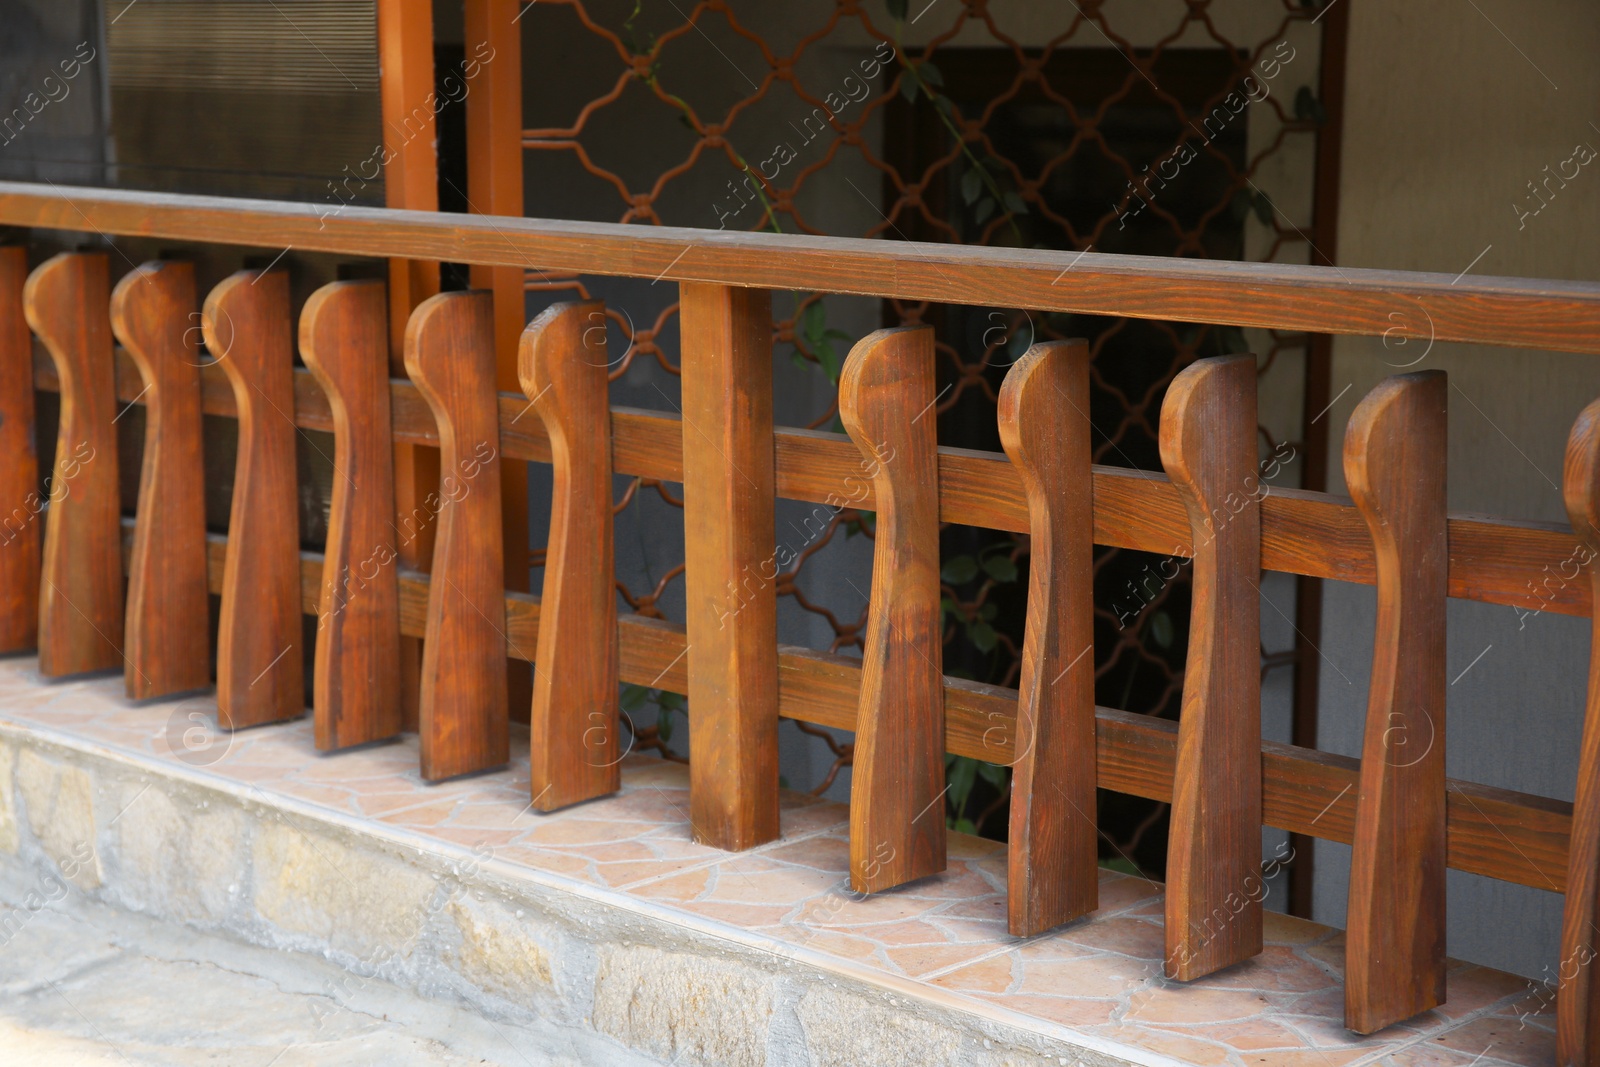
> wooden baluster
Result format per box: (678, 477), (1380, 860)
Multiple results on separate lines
(207, 271), (304, 727)
(680, 283), (779, 850)
(839, 326), (945, 893)
(299, 280), (402, 750)
(111, 262), (210, 700)
(1559, 396), (1600, 1066)
(998, 340), (1097, 935)
(521, 301), (619, 808)
(1159, 354), (1262, 980)
(404, 292), (509, 779)
(23, 252), (122, 677)
(1343, 371), (1448, 1032)
(0, 247), (39, 652)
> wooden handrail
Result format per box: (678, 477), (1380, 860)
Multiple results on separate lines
(4, 181), (1600, 353)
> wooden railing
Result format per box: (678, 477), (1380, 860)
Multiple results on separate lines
(4, 182), (1600, 1055)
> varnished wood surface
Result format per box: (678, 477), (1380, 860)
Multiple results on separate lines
(520, 302), (619, 809)
(24, 252), (122, 677)
(680, 283), (780, 851)
(404, 292), (509, 780)
(997, 341), (1098, 935)
(208, 271), (305, 727)
(839, 326), (946, 893)
(1160, 355), (1262, 981)
(34, 351), (1593, 617)
(3, 182), (1600, 354)
(136, 517), (1572, 894)
(1560, 399), (1600, 1067)
(1343, 372), (1449, 1033)
(298, 281), (402, 751)
(112, 261), (210, 700)
(0, 247), (39, 652)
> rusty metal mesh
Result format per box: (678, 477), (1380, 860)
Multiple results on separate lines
(513, 0), (1329, 875)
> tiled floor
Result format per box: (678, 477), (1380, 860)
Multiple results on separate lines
(0, 657), (1557, 1066)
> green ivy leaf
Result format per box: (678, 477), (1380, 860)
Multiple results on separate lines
(977, 602), (998, 622)
(1100, 856), (1142, 876)
(658, 691), (687, 712)
(657, 707), (674, 743)
(981, 554), (1018, 583)
(815, 341), (842, 383)
(974, 197), (996, 224)
(960, 168), (983, 206)
(898, 73), (919, 103)
(975, 761), (1007, 789)
(1149, 611), (1175, 650)
(968, 620), (998, 653)
(620, 683), (650, 712)
(919, 60), (943, 88)
(886, 0), (909, 21)
(946, 755), (977, 816)
(1001, 190), (1029, 216)
(951, 817), (978, 835)
(799, 300), (826, 344)
(1252, 191), (1275, 227)
(940, 596), (960, 625)
(941, 555), (979, 584)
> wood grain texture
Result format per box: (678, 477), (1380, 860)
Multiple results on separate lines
(680, 283), (780, 850)
(1343, 372), (1448, 1033)
(520, 301), (619, 809)
(0, 247), (39, 652)
(1160, 355), (1263, 981)
(839, 326), (946, 893)
(997, 341), (1097, 935)
(34, 354), (1593, 617)
(404, 291), (509, 779)
(3, 182), (1599, 354)
(1560, 397), (1600, 1067)
(112, 261), (210, 700)
(23, 252), (122, 677)
(208, 271), (304, 728)
(298, 281), (402, 751)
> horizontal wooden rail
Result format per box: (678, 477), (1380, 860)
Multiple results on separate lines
(4, 182), (1600, 353)
(115, 520), (1568, 894)
(45, 346), (1588, 618)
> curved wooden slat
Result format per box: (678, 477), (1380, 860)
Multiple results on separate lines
(520, 301), (618, 809)
(112, 261), (209, 700)
(23, 252), (122, 677)
(1343, 372), (1449, 1032)
(404, 291), (509, 779)
(839, 326), (945, 893)
(1160, 354), (1263, 981)
(1561, 397), (1600, 1066)
(0, 247), (39, 652)
(998, 340), (1098, 935)
(680, 282), (779, 850)
(208, 271), (304, 727)
(299, 280), (402, 751)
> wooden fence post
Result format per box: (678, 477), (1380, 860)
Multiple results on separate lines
(0, 247), (39, 653)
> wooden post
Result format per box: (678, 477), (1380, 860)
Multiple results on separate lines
(680, 282), (780, 850)
(521, 301), (621, 808)
(405, 291), (510, 779)
(1344, 371), (1448, 1033)
(0, 246), (40, 653)
(1558, 396), (1600, 1067)
(464, 0), (533, 714)
(111, 261), (210, 700)
(299, 280), (403, 751)
(1159, 354), (1263, 980)
(23, 252), (122, 678)
(997, 340), (1097, 935)
(208, 271), (305, 727)
(377, 0), (441, 731)
(839, 326), (946, 893)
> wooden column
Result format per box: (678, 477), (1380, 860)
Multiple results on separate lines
(839, 326), (945, 893)
(997, 340), (1097, 935)
(1159, 354), (1262, 980)
(680, 282), (779, 850)
(1559, 396), (1600, 1067)
(0, 247), (39, 652)
(1344, 371), (1448, 1033)
(521, 301), (620, 809)
(299, 280), (403, 751)
(23, 252), (122, 678)
(377, 0), (441, 730)
(111, 261), (210, 700)
(208, 271), (305, 727)
(405, 291), (510, 779)
(464, 0), (532, 713)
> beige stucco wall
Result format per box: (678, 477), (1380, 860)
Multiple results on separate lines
(1313, 0), (1600, 979)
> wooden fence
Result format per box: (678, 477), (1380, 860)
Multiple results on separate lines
(3, 182), (1600, 1055)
